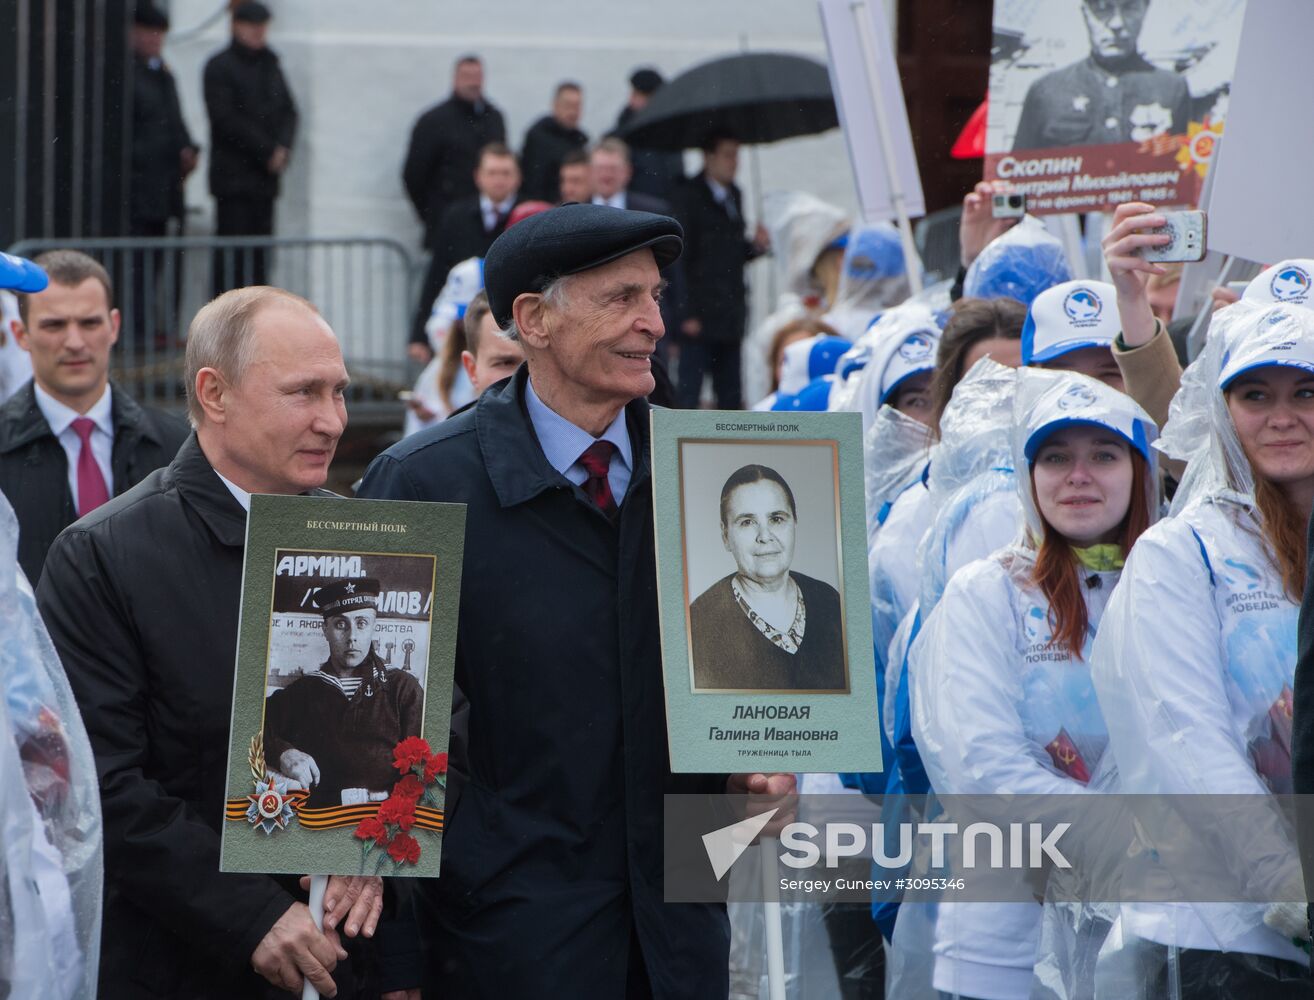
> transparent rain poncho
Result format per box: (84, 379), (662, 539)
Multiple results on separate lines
(761, 190), (851, 300)
(916, 357), (1021, 616)
(902, 371), (1159, 1000)
(0, 495), (102, 999)
(830, 302), (942, 436)
(1088, 300), (1314, 987)
(963, 215), (1072, 308)
(822, 222), (916, 342)
(862, 406), (934, 552)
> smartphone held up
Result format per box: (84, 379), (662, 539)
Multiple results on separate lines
(1139, 210), (1208, 264)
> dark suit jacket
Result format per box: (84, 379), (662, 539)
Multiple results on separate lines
(403, 94), (507, 249)
(430, 195), (516, 298)
(0, 381), (187, 584)
(519, 114), (588, 202)
(357, 368), (729, 999)
(671, 173), (760, 343)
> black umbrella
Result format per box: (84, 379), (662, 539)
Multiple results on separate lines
(616, 51), (838, 151)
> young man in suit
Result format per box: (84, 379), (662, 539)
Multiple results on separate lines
(421, 144), (521, 332)
(670, 135), (769, 409)
(0, 250), (187, 583)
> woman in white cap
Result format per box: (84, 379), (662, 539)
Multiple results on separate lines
(908, 369), (1159, 1000)
(1090, 300), (1314, 996)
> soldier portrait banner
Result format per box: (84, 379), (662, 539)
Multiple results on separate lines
(985, 0), (1245, 215)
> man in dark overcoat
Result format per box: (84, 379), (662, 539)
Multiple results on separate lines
(37, 287), (405, 999)
(357, 203), (792, 998)
(670, 135), (768, 410)
(403, 54), (507, 358)
(203, 1), (298, 293)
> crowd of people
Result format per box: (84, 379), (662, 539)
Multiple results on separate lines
(124, 0), (763, 411)
(6, 3), (1314, 1000)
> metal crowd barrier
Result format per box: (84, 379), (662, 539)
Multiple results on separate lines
(6, 235), (421, 423)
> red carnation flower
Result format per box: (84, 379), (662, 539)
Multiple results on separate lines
(376, 794), (415, 827)
(387, 831), (421, 865)
(392, 736), (432, 774)
(394, 773), (425, 802)
(423, 751), (449, 782)
(353, 816), (388, 846)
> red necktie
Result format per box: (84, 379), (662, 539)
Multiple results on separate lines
(578, 441), (617, 518)
(71, 417), (110, 516)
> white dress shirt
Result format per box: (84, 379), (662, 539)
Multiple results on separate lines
(215, 470), (252, 512)
(524, 376), (632, 505)
(592, 192), (627, 210)
(33, 382), (114, 510)
(479, 194), (516, 233)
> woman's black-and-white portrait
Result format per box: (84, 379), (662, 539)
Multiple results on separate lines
(680, 442), (849, 693)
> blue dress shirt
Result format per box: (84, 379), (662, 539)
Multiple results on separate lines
(524, 375), (632, 505)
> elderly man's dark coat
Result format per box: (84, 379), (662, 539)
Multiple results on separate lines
(0, 380), (187, 585)
(36, 436), (388, 999)
(357, 367), (730, 999)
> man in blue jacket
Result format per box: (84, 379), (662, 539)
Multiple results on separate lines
(358, 203), (791, 997)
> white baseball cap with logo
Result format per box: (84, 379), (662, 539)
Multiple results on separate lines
(879, 330), (940, 404)
(1021, 372), (1157, 465)
(1218, 304), (1314, 389)
(1021, 279), (1121, 365)
(1242, 259), (1314, 307)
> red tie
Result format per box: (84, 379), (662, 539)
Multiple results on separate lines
(578, 441), (617, 518)
(71, 417), (110, 516)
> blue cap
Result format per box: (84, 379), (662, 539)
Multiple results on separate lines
(771, 375), (835, 411)
(777, 334), (851, 396)
(0, 252), (49, 294)
(842, 223), (906, 281)
(963, 218), (1071, 308)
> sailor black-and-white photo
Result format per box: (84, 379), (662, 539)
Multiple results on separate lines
(680, 440), (850, 694)
(261, 549), (434, 807)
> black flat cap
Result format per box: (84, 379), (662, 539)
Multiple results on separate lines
(630, 68), (664, 94)
(484, 203), (683, 327)
(232, 1), (271, 23)
(135, 3), (170, 28)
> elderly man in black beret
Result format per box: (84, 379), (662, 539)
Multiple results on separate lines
(358, 204), (792, 998)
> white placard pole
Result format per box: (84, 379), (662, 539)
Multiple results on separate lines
(760, 839), (787, 1000)
(301, 874), (329, 1000)
(848, 0), (923, 294)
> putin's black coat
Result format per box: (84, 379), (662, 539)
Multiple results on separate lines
(36, 437), (398, 998)
(357, 367), (730, 998)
